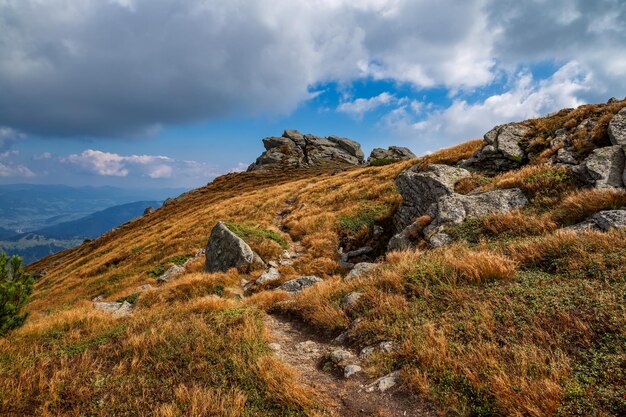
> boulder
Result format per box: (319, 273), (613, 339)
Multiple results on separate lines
(394, 164), (470, 232)
(143, 206), (156, 215)
(255, 267), (281, 285)
(205, 222), (265, 273)
(608, 107), (626, 146)
(329, 349), (354, 365)
(575, 145), (625, 188)
(570, 210), (626, 232)
(368, 146), (416, 163)
(461, 123), (529, 174)
(248, 130), (364, 171)
(360, 341), (394, 359)
(278, 276), (322, 293)
(345, 262), (376, 280)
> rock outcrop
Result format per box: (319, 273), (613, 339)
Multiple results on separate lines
(461, 123), (529, 174)
(93, 301), (133, 318)
(574, 145), (625, 188)
(248, 130), (364, 171)
(390, 162), (528, 249)
(205, 222), (265, 273)
(394, 164), (470, 232)
(367, 146), (416, 163)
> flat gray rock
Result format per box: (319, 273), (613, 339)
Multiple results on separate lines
(345, 262), (376, 280)
(365, 371), (401, 392)
(278, 276), (322, 293)
(576, 145), (625, 188)
(256, 267), (281, 285)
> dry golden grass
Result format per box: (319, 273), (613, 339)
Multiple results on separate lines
(6, 116), (626, 416)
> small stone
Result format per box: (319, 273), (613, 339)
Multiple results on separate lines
(137, 284), (154, 291)
(365, 371), (401, 392)
(278, 276), (322, 293)
(344, 364), (362, 378)
(329, 349), (353, 365)
(295, 340), (318, 353)
(345, 262), (376, 280)
(256, 267), (281, 285)
(157, 264), (185, 283)
(268, 343), (281, 351)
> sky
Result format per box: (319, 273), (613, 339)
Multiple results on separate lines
(0, 0), (625, 188)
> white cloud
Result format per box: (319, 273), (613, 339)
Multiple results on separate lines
(62, 149), (217, 180)
(385, 61), (592, 148)
(0, 162), (34, 177)
(337, 92), (396, 118)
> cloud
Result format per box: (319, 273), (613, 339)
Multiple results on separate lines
(384, 61), (592, 147)
(0, 127), (26, 151)
(337, 92), (396, 118)
(0, 0), (623, 140)
(62, 149), (217, 180)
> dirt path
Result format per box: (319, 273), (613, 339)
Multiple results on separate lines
(265, 315), (433, 417)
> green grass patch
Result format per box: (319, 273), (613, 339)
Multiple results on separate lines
(369, 158), (396, 166)
(116, 292), (140, 304)
(224, 222), (288, 249)
(339, 203), (392, 233)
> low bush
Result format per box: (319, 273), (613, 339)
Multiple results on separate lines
(0, 253), (34, 336)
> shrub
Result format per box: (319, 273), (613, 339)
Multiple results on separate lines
(369, 158), (395, 166)
(0, 253), (34, 336)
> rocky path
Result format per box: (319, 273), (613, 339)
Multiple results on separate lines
(265, 315), (432, 417)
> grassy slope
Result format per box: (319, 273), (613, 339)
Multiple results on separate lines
(2, 100), (625, 416)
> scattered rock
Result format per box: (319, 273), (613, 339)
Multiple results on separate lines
(365, 371), (401, 392)
(156, 264), (185, 283)
(344, 364), (362, 378)
(608, 107), (626, 146)
(256, 267), (281, 285)
(93, 301), (133, 318)
(341, 292), (363, 309)
(575, 145), (625, 188)
(341, 246), (373, 262)
(163, 197), (174, 206)
(143, 206), (156, 215)
(248, 130), (364, 171)
(205, 222), (265, 273)
(368, 146), (416, 163)
(92, 295), (104, 302)
(570, 210), (626, 232)
(555, 148), (578, 165)
(394, 164), (470, 232)
(360, 341), (394, 359)
(137, 284), (154, 291)
(329, 349), (354, 365)
(345, 262), (376, 280)
(295, 340), (319, 353)
(278, 276), (323, 293)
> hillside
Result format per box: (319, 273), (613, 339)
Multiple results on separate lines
(2, 99), (626, 416)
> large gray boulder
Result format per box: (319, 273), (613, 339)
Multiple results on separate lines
(461, 123), (529, 174)
(393, 164), (470, 232)
(368, 146), (416, 163)
(608, 107), (626, 146)
(248, 130), (364, 171)
(575, 145), (625, 188)
(205, 222), (265, 273)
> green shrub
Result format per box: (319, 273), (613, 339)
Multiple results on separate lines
(224, 222), (288, 249)
(339, 203), (390, 233)
(0, 253), (34, 336)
